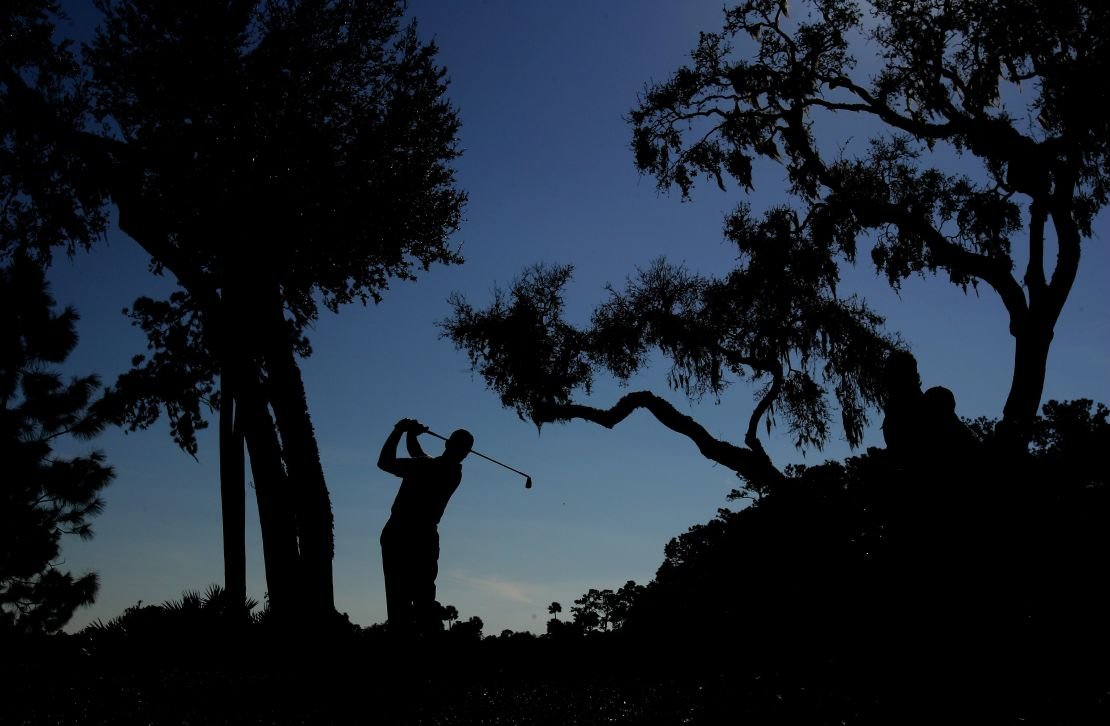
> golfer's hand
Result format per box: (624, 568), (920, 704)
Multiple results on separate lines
(395, 418), (428, 434)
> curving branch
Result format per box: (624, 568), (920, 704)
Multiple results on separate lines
(887, 204), (1029, 326)
(1045, 171), (1082, 323)
(713, 347), (784, 456)
(745, 368), (783, 456)
(536, 390), (785, 487)
(1025, 198), (1048, 309)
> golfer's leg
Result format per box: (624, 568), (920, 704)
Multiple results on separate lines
(414, 532), (441, 634)
(381, 522), (411, 629)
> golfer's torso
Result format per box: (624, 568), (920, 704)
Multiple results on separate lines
(389, 457), (462, 526)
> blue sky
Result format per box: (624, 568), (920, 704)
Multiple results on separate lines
(46, 0), (1109, 634)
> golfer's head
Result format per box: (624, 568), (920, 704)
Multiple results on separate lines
(444, 429), (474, 463)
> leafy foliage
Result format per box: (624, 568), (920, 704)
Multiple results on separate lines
(630, 0), (1108, 435)
(440, 0), (1110, 471)
(445, 265), (592, 425)
(85, 0), (466, 315)
(82, 584), (260, 642)
(444, 255), (899, 453)
(0, 1), (108, 263)
(96, 292), (219, 455)
(0, 258), (113, 633)
(73, 0), (467, 442)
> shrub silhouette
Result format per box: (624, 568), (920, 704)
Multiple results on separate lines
(619, 400), (1110, 718)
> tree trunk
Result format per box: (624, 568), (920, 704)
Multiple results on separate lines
(264, 340), (336, 620)
(260, 290), (336, 621)
(239, 370), (300, 620)
(218, 370), (247, 610)
(1001, 319), (1054, 447)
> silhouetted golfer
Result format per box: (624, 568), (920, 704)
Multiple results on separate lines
(377, 418), (472, 635)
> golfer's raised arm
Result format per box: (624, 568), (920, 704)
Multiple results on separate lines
(378, 420), (409, 476)
(405, 426), (428, 459)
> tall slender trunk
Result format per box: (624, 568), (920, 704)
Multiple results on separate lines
(261, 291), (336, 620)
(239, 368), (300, 619)
(266, 351), (336, 618)
(992, 189), (1081, 452)
(218, 370), (247, 609)
(1001, 320), (1054, 447)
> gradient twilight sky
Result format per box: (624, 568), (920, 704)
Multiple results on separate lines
(46, 0), (1109, 635)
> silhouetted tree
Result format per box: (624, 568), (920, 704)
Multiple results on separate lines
(606, 580), (645, 632)
(2, 0), (466, 623)
(627, 0), (1108, 446)
(571, 602), (601, 633)
(452, 615), (483, 640)
(0, 1), (107, 259)
(444, 252), (896, 489)
(439, 602), (459, 630)
(547, 601), (562, 620)
(444, 0), (1109, 484)
(0, 258), (113, 633)
(566, 581), (644, 634)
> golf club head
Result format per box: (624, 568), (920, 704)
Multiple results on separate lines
(525, 476), (532, 489)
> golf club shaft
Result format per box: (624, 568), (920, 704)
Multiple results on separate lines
(424, 430), (530, 479)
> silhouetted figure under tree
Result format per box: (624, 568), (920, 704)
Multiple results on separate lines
(377, 418), (472, 635)
(878, 350), (1000, 715)
(881, 350), (976, 468)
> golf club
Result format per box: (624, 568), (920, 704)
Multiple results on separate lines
(424, 430), (533, 489)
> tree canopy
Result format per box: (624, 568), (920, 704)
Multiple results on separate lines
(84, 0), (466, 451)
(444, 0), (1109, 483)
(628, 0), (1107, 440)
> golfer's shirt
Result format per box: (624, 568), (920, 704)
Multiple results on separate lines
(388, 456), (463, 528)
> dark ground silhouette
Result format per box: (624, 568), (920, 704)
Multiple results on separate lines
(5, 399), (1110, 725)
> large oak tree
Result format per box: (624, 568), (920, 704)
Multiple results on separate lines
(445, 0), (1108, 484)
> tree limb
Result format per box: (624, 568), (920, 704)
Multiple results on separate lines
(536, 390), (785, 486)
(1025, 198), (1048, 309)
(888, 205), (1029, 327)
(745, 368), (783, 456)
(1046, 171), (1082, 322)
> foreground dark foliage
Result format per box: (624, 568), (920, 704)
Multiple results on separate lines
(5, 402), (1108, 724)
(7, 610), (1107, 725)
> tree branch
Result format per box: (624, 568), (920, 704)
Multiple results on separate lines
(1025, 198), (1048, 309)
(745, 368), (783, 456)
(536, 390), (785, 486)
(1046, 171), (1082, 322)
(890, 206), (1029, 327)
(828, 76), (958, 138)
(818, 156), (1031, 330)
